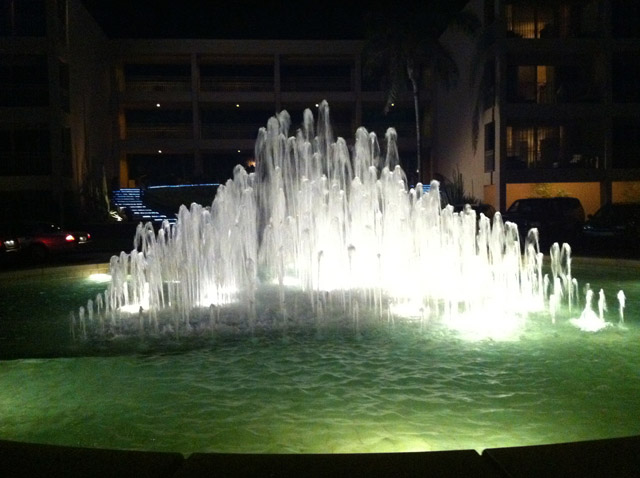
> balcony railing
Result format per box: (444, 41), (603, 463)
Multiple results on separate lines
(281, 76), (351, 92)
(126, 124), (193, 139)
(201, 123), (265, 140)
(507, 82), (601, 104)
(200, 77), (273, 92)
(506, 151), (601, 170)
(0, 152), (51, 175)
(0, 85), (49, 106)
(125, 76), (191, 92)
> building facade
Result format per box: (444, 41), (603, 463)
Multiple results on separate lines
(1, 0), (429, 223)
(433, 0), (640, 215)
(0, 0), (112, 223)
(112, 38), (422, 189)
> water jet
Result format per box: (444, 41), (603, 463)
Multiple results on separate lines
(1, 103), (638, 455)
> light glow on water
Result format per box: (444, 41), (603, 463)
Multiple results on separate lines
(1, 321), (640, 454)
(88, 273), (112, 283)
(2, 102), (639, 454)
(0, 258), (639, 454)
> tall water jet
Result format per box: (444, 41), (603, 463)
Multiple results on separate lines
(75, 101), (610, 341)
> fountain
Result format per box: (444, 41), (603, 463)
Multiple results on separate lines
(1, 102), (638, 456)
(73, 101), (597, 342)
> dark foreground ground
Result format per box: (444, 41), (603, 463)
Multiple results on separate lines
(2, 435), (640, 477)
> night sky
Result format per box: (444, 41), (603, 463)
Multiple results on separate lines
(81, 0), (468, 40)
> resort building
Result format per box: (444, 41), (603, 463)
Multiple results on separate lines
(0, 0), (425, 223)
(0, 0), (111, 221)
(433, 0), (640, 215)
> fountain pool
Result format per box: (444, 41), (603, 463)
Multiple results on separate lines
(1, 102), (639, 455)
(0, 258), (639, 454)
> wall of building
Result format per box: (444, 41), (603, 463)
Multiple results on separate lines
(110, 39), (424, 189)
(67, 0), (112, 192)
(432, 0), (488, 204)
(0, 0), (111, 223)
(435, 0), (640, 215)
(506, 182), (601, 216)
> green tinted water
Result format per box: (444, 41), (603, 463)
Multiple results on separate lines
(0, 258), (639, 453)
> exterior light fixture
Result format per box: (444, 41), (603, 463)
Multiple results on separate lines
(156, 103), (161, 108)
(158, 150), (162, 154)
(236, 104), (240, 108)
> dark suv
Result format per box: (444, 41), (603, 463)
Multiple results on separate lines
(581, 202), (640, 249)
(502, 197), (585, 248)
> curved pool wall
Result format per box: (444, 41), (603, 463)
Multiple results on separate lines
(0, 258), (639, 456)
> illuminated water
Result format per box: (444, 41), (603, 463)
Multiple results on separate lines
(0, 258), (639, 453)
(1, 103), (639, 454)
(87, 101), (562, 341)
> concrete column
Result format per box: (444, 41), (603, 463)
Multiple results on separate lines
(191, 52), (203, 177)
(354, 53), (362, 130)
(274, 54), (281, 112)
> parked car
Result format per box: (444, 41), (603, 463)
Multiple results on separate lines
(581, 202), (640, 248)
(502, 197), (585, 248)
(15, 222), (91, 261)
(0, 229), (20, 254)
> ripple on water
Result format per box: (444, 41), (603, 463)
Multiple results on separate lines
(1, 322), (640, 453)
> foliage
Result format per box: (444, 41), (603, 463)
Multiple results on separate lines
(79, 166), (112, 221)
(362, 1), (479, 181)
(621, 182), (640, 202)
(532, 183), (569, 198)
(442, 166), (479, 205)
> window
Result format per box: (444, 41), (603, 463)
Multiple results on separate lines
(612, 118), (640, 169)
(507, 65), (555, 104)
(506, 1), (603, 39)
(612, 53), (640, 103)
(507, 123), (602, 169)
(612, 0), (640, 38)
(506, 3), (553, 38)
(506, 126), (558, 168)
(0, 126), (51, 175)
(0, 55), (49, 106)
(484, 122), (495, 172)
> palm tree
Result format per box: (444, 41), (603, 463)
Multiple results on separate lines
(362, 1), (479, 184)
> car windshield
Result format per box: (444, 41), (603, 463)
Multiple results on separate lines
(594, 204), (640, 222)
(507, 200), (541, 215)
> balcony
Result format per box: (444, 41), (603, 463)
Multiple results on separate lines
(506, 65), (602, 105)
(506, 125), (603, 171)
(126, 124), (192, 140)
(0, 85), (49, 107)
(125, 76), (191, 93)
(506, 1), (604, 39)
(201, 123), (265, 140)
(200, 77), (273, 92)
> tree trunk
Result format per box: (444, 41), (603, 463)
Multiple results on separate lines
(407, 64), (422, 185)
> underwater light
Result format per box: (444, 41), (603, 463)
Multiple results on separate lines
(88, 273), (111, 283)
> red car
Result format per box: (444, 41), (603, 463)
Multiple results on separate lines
(16, 222), (91, 261)
(0, 232), (20, 254)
